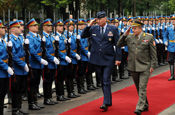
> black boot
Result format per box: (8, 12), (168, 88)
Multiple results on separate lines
(60, 82), (71, 100)
(66, 80), (77, 98)
(12, 94), (23, 115)
(86, 73), (96, 90)
(48, 84), (58, 104)
(33, 88), (45, 109)
(81, 76), (90, 93)
(76, 77), (86, 94)
(169, 64), (174, 81)
(18, 93), (29, 114)
(12, 108), (23, 115)
(28, 90), (40, 110)
(56, 82), (66, 101)
(0, 98), (4, 115)
(71, 81), (81, 97)
(43, 84), (55, 105)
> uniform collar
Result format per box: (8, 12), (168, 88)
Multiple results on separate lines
(11, 34), (18, 39)
(30, 31), (37, 37)
(57, 32), (62, 36)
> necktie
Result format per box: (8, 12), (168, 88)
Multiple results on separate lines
(101, 27), (104, 38)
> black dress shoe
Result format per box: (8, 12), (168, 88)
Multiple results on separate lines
(134, 109), (142, 115)
(92, 85), (99, 89)
(4, 104), (7, 108)
(87, 85), (96, 90)
(82, 88), (90, 92)
(57, 95), (67, 101)
(19, 109), (29, 114)
(34, 102), (45, 109)
(12, 108), (23, 115)
(28, 103), (40, 110)
(22, 95), (28, 101)
(62, 95), (71, 100)
(142, 107), (148, 112)
(168, 76), (174, 81)
(49, 98), (59, 104)
(73, 92), (81, 97)
(97, 83), (102, 87)
(37, 93), (42, 98)
(68, 93), (77, 98)
(100, 104), (108, 111)
(78, 88), (86, 94)
(44, 99), (55, 105)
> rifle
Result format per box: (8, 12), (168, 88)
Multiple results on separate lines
(7, 9), (17, 82)
(54, 11), (62, 70)
(24, 9), (33, 78)
(67, 11), (74, 69)
(88, 10), (92, 52)
(147, 13), (150, 33)
(40, 9), (50, 73)
(76, 10), (83, 65)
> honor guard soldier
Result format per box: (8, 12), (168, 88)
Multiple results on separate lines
(26, 18), (46, 110)
(119, 17), (129, 79)
(10, 20), (29, 115)
(64, 19), (83, 97)
(164, 14), (175, 81)
(117, 20), (157, 115)
(53, 19), (72, 101)
(81, 11), (121, 111)
(0, 20), (14, 115)
(42, 19), (59, 105)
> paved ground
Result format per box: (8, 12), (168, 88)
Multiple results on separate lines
(3, 63), (175, 115)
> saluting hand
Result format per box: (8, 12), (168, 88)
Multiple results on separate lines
(89, 18), (97, 26)
(124, 27), (131, 35)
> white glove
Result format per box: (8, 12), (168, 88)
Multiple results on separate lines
(40, 58), (48, 65)
(42, 36), (46, 42)
(121, 28), (124, 33)
(155, 27), (158, 30)
(121, 46), (125, 49)
(24, 39), (29, 44)
(148, 27), (150, 30)
(24, 64), (29, 72)
(165, 42), (168, 46)
(87, 52), (91, 58)
(68, 38), (71, 43)
(7, 67), (14, 75)
(142, 28), (145, 31)
(159, 39), (163, 44)
(160, 26), (162, 30)
(65, 56), (72, 63)
(75, 54), (81, 60)
(165, 26), (167, 29)
(53, 57), (60, 65)
(54, 36), (59, 41)
(7, 41), (13, 47)
(77, 35), (81, 40)
(152, 27), (155, 30)
(155, 39), (159, 44)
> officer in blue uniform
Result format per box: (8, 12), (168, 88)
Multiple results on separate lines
(10, 20), (29, 115)
(26, 18), (46, 110)
(53, 19), (73, 101)
(64, 19), (83, 97)
(0, 20), (14, 115)
(42, 19), (60, 105)
(164, 14), (175, 81)
(81, 11), (121, 111)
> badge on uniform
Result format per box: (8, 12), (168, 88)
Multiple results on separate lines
(142, 40), (149, 42)
(33, 35), (35, 38)
(46, 35), (48, 37)
(109, 38), (112, 41)
(92, 34), (96, 36)
(108, 31), (113, 36)
(15, 38), (17, 40)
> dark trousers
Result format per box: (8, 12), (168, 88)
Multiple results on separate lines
(0, 78), (9, 98)
(56, 65), (67, 82)
(11, 75), (27, 94)
(95, 65), (113, 105)
(77, 61), (88, 77)
(28, 68), (42, 91)
(43, 69), (56, 84)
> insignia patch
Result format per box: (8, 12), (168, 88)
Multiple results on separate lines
(15, 38), (17, 40)
(33, 35), (35, 38)
(108, 31), (113, 36)
(46, 35), (48, 37)
(109, 38), (112, 41)
(92, 34), (96, 36)
(153, 41), (156, 46)
(142, 40), (149, 42)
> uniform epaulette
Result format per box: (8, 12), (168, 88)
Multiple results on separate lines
(146, 33), (153, 36)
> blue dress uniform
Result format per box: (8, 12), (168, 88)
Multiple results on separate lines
(163, 14), (175, 81)
(26, 18), (45, 110)
(9, 21), (29, 114)
(0, 20), (11, 115)
(42, 19), (58, 105)
(81, 11), (121, 108)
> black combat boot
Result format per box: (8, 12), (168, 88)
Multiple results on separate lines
(168, 64), (174, 81)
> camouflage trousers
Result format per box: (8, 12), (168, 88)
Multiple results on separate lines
(131, 70), (150, 111)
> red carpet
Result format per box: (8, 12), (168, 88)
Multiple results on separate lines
(60, 71), (175, 115)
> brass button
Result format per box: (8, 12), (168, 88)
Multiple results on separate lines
(135, 57), (137, 58)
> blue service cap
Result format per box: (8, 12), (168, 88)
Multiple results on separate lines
(96, 11), (106, 19)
